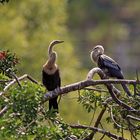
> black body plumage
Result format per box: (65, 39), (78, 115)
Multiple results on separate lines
(97, 54), (131, 96)
(42, 69), (61, 111)
(98, 54), (124, 79)
(42, 40), (63, 112)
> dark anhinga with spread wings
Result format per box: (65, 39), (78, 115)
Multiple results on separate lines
(42, 40), (64, 112)
(90, 45), (131, 96)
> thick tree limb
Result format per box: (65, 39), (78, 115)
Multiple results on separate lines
(44, 79), (140, 100)
(44, 68), (140, 102)
(69, 124), (127, 140)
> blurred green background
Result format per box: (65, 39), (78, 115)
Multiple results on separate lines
(0, 0), (140, 139)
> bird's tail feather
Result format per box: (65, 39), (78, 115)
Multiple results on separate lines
(121, 83), (131, 96)
(49, 97), (58, 112)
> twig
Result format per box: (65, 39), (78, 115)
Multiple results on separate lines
(106, 84), (135, 111)
(84, 94), (109, 140)
(126, 115), (140, 121)
(0, 80), (12, 83)
(0, 74), (40, 96)
(126, 118), (140, 131)
(127, 119), (139, 140)
(136, 70), (139, 82)
(26, 74), (40, 84)
(121, 126), (124, 140)
(0, 105), (9, 117)
(102, 97), (113, 105)
(94, 107), (106, 128)
(10, 72), (21, 88)
(84, 87), (108, 93)
(110, 106), (127, 129)
(84, 106), (107, 140)
(100, 133), (106, 140)
(133, 84), (137, 95)
(69, 124), (127, 140)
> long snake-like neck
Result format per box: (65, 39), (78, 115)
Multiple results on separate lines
(48, 41), (56, 57)
(43, 52), (57, 74)
(48, 40), (64, 56)
(47, 52), (57, 68)
(43, 40), (63, 74)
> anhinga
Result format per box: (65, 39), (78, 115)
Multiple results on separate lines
(42, 40), (64, 112)
(90, 45), (131, 96)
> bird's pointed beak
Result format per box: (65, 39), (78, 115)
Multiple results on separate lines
(58, 40), (64, 44)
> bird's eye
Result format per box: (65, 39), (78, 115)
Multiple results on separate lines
(93, 47), (97, 51)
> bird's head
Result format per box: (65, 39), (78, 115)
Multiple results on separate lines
(90, 45), (104, 62)
(49, 40), (64, 49)
(48, 40), (64, 56)
(92, 45), (104, 55)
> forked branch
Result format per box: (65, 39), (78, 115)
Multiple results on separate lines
(44, 68), (139, 113)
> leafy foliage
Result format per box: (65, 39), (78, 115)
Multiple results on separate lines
(0, 0), (87, 128)
(1, 0), (140, 139)
(78, 89), (103, 113)
(0, 51), (140, 139)
(0, 51), (86, 139)
(78, 85), (140, 138)
(0, 80), (87, 139)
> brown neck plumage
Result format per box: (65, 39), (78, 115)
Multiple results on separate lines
(43, 52), (57, 75)
(43, 52), (58, 74)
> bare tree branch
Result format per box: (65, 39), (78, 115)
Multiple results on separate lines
(10, 72), (21, 88)
(0, 80), (12, 83)
(0, 105), (8, 117)
(84, 87), (108, 93)
(0, 74), (40, 97)
(84, 92), (113, 140)
(44, 68), (139, 113)
(110, 106), (127, 129)
(69, 124), (127, 140)
(84, 106), (107, 140)
(44, 79), (138, 100)
(126, 115), (140, 121)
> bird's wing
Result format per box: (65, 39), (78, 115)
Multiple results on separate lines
(100, 54), (121, 70)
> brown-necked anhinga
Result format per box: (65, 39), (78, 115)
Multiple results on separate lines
(42, 40), (64, 112)
(90, 45), (131, 96)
